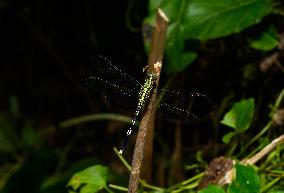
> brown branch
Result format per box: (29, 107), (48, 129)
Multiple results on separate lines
(142, 8), (169, 183)
(198, 134), (284, 189)
(127, 9), (169, 193)
(223, 134), (284, 185)
(220, 134), (284, 186)
(241, 134), (284, 165)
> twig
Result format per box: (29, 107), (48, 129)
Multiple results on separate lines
(128, 61), (162, 193)
(241, 134), (284, 165)
(198, 134), (284, 188)
(113, 148), (165, 192)
(142, 8), (169, 182)
(127, 9), (168, 193)
(220, 134), (284, 186)
(109, 184), (128, 192)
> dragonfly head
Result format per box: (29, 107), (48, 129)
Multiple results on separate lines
(145, 72), (158, 80)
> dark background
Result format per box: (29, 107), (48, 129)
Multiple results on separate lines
(0, 0), (283, 192)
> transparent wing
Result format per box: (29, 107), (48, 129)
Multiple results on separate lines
(86, 55), (208, 122)
(89, 55), (142, 94)
(86, 76), (139, 97)
(156, 88), (208, 121)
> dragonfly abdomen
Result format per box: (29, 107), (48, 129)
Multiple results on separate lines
(118, 106), (141, 154)
(118, 73), (157, 154)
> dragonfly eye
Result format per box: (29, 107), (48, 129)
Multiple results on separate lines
(145, 73), (157, 79)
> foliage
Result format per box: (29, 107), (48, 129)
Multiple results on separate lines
(0, 0), (283, 193)
(228, 164), (260, 193)
(221, 98), (255, 143)
(144, 0), (274, 73)
(197, 163), (262, 193)
(64, 88), (284, 193)
(198, 184), (225, 193)
(250, 25), (279, 51)
(67, 165), (109, 193)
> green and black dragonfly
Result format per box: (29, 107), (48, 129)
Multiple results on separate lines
(86, 55), (206, 154)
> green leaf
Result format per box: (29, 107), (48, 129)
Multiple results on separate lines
(146, 1), (198, 73)
(147, 0), (273, 40)
(268, 191), (284, 193)
(228, 163), (260, 193)
(67, 165), (108, 193)
(183, 0), (274, 39)
(145, 0), (273, 73)
(222, 131), (238, 144)
(166, 22), (197, 72)
(221, 98), (255, 132)
(198, 184), (225, 193)
(250, 25), (279, 51)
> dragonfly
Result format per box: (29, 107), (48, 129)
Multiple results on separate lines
(86, 55), (205, 154)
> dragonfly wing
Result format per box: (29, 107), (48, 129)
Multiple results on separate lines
(86, 76), (139, 97)
(158, 102), (198, 122)
(158, 88), (206, 99)
(90, 55), (142, 93)
(156, 88), (208, 121)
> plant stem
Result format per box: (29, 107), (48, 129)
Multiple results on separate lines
(141, 8), (169, 183)
(39, 113), (136, 136)
(114, 147), (131, 171)
(109, 184), (128, 192)
(242, 134), (284, 165)
(261, 173), (284, 192)
(239, 121), (272, 156)
(167, 172), (203, 192)
(239, 88), (284, 156)
(128, 8), (168, 193)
